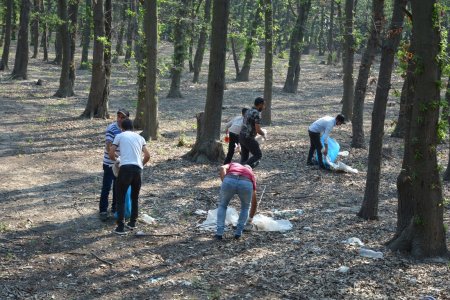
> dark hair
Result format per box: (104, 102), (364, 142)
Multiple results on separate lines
(254, 97), (264, 106)
(336, 114), (346, 124)
(121, 119), (134, 131)
(241, 107), (248, 115)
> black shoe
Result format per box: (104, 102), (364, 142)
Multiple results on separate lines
(250, 160), (259, 169)
(214, 234), (223, 240)
(114, 225), (127, 235)
(125, 221), (137, 230)
(99, 212), (108, 222)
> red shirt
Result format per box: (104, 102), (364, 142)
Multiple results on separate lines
(227, 163), (256, 190)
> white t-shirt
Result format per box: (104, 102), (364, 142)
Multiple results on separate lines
(308, 116), (336, 144)
(226, 116), (244, 135)
(112, 131), (147, 169)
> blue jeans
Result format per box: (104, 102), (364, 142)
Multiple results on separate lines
(216, 176), (253, 236)
(99, 164), (117, 213)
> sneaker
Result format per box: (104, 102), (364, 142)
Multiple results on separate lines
(99, 212), (108, 222)
(114, 226), (127, 235)
(243, 223), (254, 232)
(214, 234), (223, 241)
(125, 221), (137, 230)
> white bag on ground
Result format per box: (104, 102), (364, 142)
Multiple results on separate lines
(252, 214), (293, 231)
(197, 207), (239, 231)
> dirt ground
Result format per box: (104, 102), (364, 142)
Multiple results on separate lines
(1, 42), (449, 300)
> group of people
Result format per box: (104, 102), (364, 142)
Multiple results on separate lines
(99, 98), (345, 238)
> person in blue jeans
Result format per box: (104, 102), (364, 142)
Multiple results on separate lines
(216, 163), (258, 240)
(99, 108), (130, 221)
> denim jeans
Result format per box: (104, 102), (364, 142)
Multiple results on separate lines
(216, 176), (253, 236)
(239, 132), (262, 168)
(116, 164), (142, 227)
(99, 164), (117, 213)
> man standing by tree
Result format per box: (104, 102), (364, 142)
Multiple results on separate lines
(239, 97), (266, 169)
(307, 114), (345, 169)
(109, 119), (150, 235)
(99, 108), (129, 222)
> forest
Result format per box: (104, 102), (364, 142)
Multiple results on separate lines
(0, 0), (449, 298)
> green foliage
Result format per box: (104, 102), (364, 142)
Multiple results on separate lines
(177, 133), (188, 147)
(0, 222), (8, 233)
(413, 215), (425, 226)
(437, 119), (448, 143)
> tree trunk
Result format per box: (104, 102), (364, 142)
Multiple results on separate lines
(167, 0), (190, 98)
(54, 0), (74, 97)
(261, 0), (273, 125)
(82, 0), (108, 118)
(391, 73), (409, 138)
(11, 1), (17, 41)
(103, 0), (112, 109)
(192, 0), (211, 83)
(79, 0), (91, 69)
(113, 0), (127, 61)
(357, 0), (406, 220)
(31, 0), (40, 58)
(282, 0), (312, 93)
(184, 0), (229, 163)
(11, 0), (31, 80)
(341, 0), (355, 119)
(230, 36), (240, 78)
(387, 0), (448, 258)
(326, 0), (334, 65)
(0, 0), (13, 70)
(53, 30), (62, 64)
(335, 1), (343, 64)
(442, 27), (450, 181)
(236, 0), (263, 82)
(318, 4), (325, 56)
(124, 0), (135, 64)
(41, 0), (49, 61)
(133, 2), (145, 130)
(141, 0), (159, 140)
(351, 0), (385, 149)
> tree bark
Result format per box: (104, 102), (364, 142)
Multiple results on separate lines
(53, 30), (62, 65)
(261, 0), (273, 125)
(282, 0), (312, 93)
(442, 26), (450, 181)
(113, 0), (127, 61)
(140, 0), (159, 140)
(386, 0), (448, 258)
(80, 0), (92, 69)
(31, 0), (40, 58)
(358, 0), (406, 220)
(124, 0), (135, 64)
(341, 0), (355, 119)
(235, 0), (263, 82)
(326, 0), (335, 65)
(82, 0), (108, 118)
(41, 0), (49, 61)
(192, 0), (211, 83)
(0, 0), (13, 70)
(184, 0), (229, 163)
(167, 0), (190, 98)
(318, 4), (325, 56)
(351, 0), (385, 149)
(11, 0), (31, 80)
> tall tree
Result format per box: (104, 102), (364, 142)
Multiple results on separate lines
(167, 0), (191, 98)
(387, 0), (448, 258)
(0, 0), (13, 70)
(317, 2), (325, 56)
(141, 0), (159, 140)
(41, 0), (49, 61)
(282, 0), (312, 93)
(113, 0), (127, 62)
(192, 0), (211, 83)
(326, 0), (335, 65)
(184, 0), (230, 163)
(124, 0), (136, 63)
(82, 0), (108, 118)
(30, 0), (40, 58)
(442, 26), (450, 181)
(340, 0), (355, 119)
(11, 0), (31, 80)
(357, 0), (407, 220)
(104, 0), (112, 109)
(235, 0), (263, 82)
(79, 0), (91, 69)
(261, 0), (273, 125)
(351, 0), (385, 148)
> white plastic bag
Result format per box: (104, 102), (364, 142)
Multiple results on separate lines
(252, 214), (293, 232)
(197, 207), (239, 231)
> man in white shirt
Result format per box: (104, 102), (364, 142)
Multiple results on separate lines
(307, 114), (345, 169)
(224, 108), (248, 164)
(109, 119), (150, 235)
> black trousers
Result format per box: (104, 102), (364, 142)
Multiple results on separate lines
(239, 132), (262, 168)
(224, 132), (240, 164)
(116, 164), (142, 227)
(307, 130), (325, 168)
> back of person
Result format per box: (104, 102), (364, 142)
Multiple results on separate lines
(228, 116), (244, 135)
(115, 131), (146, 169)
(241, 108), (260, 138)
(308, 116), (334, 134)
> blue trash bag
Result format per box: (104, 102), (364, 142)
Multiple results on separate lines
(315, 136), (340, 167)
(114, 186), (132, 219)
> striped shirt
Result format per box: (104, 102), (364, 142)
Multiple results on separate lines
(103, 122), (121, 166)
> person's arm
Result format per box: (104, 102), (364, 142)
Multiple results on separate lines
(255, 123), (266, 138)
(249, 191), (257, 220)
(105, 140), (112, 153)
(219, 164), (230, 181)
(322, 124), (333, 156)
(109, 145), (118, 161)
(142, 145), (150, 166)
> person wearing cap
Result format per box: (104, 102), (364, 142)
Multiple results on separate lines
(109, 119), (150, 235)
(99, 108), (130, 221)
(224, 107), (248, 165)
(239, 97), (266, 169)
(307, 114), (346, 169)
(215, 162), (258, 240)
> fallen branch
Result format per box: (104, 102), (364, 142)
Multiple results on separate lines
(91, 252), (114, 266)
(135, 232), (182, 237)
